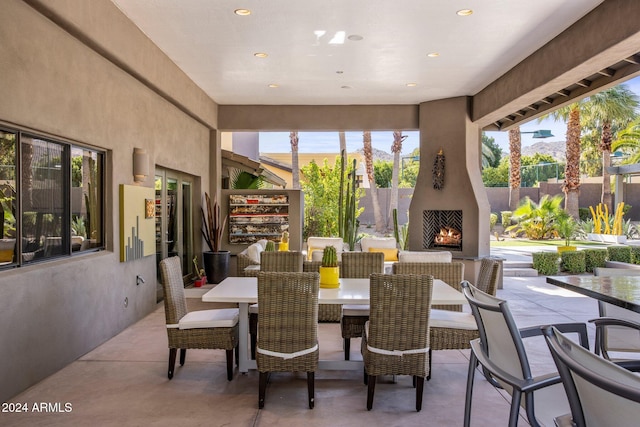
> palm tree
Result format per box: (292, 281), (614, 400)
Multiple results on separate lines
(612, 116), (640, 164)
(363, 131), (384, 232)
(289, 131), (300, 189)
(538, 104), (582, 218)
(581, 85), (639, 210)
(508, 127), (521, 211)
(389, 131), (407, 227)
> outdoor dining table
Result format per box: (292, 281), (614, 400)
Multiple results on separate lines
(202, 276), (468, 373)
(546, 275), (640, 314)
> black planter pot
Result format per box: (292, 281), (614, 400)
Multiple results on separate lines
(203, 251), (230, 284)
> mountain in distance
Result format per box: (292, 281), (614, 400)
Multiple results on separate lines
(521, 140), (566, 163)
(353, 147), (393, 162)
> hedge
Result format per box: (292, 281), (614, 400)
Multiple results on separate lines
(532, 251), (559, 276)
(561, 251), (586, 274)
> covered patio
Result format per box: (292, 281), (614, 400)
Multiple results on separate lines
(3, 273), (598, 426)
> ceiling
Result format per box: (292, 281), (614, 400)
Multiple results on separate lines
(111, 0), (604, 106)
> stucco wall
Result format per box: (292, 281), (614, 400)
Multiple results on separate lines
(0, 0), (216, 401)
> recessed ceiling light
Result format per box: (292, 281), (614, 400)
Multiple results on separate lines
(336, 70), (344, 74)
(406, 83), (417, 87)
(347, 34), (363, 41)
(268, 84), (279, 88)
(234, 9), (251, 16)
(427, 52), (440, 58)
(341, 85), (352, 89)
(254, 52), (268, 58)
(456, 9), (473, 16)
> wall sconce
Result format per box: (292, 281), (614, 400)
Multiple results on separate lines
(133, 148), (149, 183)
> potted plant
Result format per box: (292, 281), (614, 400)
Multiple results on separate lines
(555, 211), (577, 253)
(279, 231), (289, 252)
(192, 256), (206, 287)
(319, 246), (340, 288)
(201, 192), (229, 284)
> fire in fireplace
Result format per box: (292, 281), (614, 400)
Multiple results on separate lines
(423, 210), (463, 251)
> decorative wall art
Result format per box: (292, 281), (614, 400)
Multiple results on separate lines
(119, 184), (155, 262)
(228, 194), (289, 244)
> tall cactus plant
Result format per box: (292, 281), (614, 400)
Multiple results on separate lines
(393, 208), (409, 250)
(339, 158), (358, 251)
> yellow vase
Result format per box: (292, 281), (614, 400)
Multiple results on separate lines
(319, 266), (340, 288)
(278, 242), (289, 252)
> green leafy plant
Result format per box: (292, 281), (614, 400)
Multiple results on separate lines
(393, 208), (409, 251)
(230, 169), (263, 189)
(501, 211), (512, 227)
(607, 246), (632, 263)
(554, 211), (577, 246)
(532, 251), (559, 275)
(265, 241), (275, 252)
(201, 192), (227, 252)
(71, 215), (86, 238)
(321, 246), (338, 267)
(583, 249), (607, 273)
(506, 195), (564, 240)
(560, 251), (585, 274)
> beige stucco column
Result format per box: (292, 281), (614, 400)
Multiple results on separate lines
(409, 96), (490, 261)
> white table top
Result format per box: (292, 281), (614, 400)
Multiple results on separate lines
(202, 276), (466, 306)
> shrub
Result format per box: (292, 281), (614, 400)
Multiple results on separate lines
(583, 249), (607, 273)
(490, 213), (498, 231)
(560, 251), (586, 274)
(532, 252), (559, 275)
(631, 246), (640, 265)
(578, 207), (591, 222)
(607, 246), (632, 263)
(501, 211), (512, 227)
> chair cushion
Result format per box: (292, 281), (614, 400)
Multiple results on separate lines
(398, 250), (452, 263)
(173, 308), (239, 329)
(429, 309), (478, 330)
(360, 237), (397, 252)
(307, 237), (345, 260)
(368, 247), (399, 261)
(342, 304), (370, 316)
(246, 243), (264, 263)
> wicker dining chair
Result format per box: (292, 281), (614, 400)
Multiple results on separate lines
(159, 256), (239, 381)
(362, 273), (433, 411)
(543, 325), (640, 427)
(340, 251), (385, 360)
(257, 272), (320, 409)
(249, 251), (304, 359)
(392, 262), (467, 377)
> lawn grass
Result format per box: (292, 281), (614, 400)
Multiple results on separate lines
(490, 239), (608, 248)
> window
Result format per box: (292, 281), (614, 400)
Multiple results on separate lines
(0, 127), (104, 268)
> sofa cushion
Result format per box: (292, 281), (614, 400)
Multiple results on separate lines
(306, 237), (345, 260)
(429, 309), (477, 330)
(360, 237), (397, 252)
(246, 243), (264, 263)
(398, 250), (452, 263)
(368, 247), (399, 261)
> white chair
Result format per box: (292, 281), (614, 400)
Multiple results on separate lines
(462, 281), (589, 427)
(306, 237), (347, 261)
(591, 267), (640, 368)
(543, 325), (640, 427)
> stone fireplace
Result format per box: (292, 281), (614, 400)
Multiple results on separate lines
(408, 97), (490, 259)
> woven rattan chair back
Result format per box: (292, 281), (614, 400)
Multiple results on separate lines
(159, 256), (239, 381)
(476, 258), (500, 296)
(393, 262), (464, 311)
(304, 260), (342, 322)
(256, 271), (320, 409)
(341, 251), (384, 278)
(362, 273), (433, 411)
(260, 251), (304, 272)
(160, 256), (189, 327)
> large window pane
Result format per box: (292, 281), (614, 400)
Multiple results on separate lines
(21, 136), (67, 261)
(0, 131), (17, 266)
(71, 147), (103, 252)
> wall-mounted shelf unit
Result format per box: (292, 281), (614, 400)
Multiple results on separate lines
(228, 194), (289, 244)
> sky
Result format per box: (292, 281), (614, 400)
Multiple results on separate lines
(258, 76), (640, 156)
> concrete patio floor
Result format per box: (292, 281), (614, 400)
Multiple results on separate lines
(2, 274), (598, 427)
